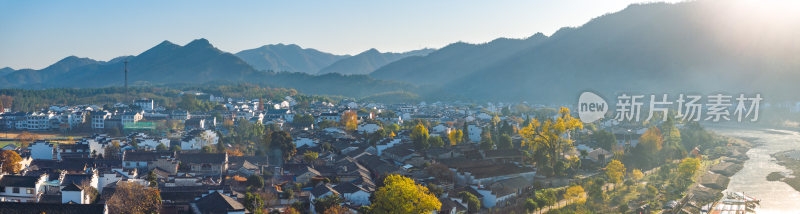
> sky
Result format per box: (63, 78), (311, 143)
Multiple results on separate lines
(0, 0), (683, 70)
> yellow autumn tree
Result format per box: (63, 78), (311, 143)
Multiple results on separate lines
(606, 160), (626, 184)
(0, 150), (23, 173)
(341, 110), (358, 131)
(448, 129), (463, 145)
(519, 107), (583, 175)
(371, 174), (441, 214)
(564, 185), (586, 204)
(631, 169), (644, 180)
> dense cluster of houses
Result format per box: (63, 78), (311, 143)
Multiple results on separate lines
(0, 92), (649, 213)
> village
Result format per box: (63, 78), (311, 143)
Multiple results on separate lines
(0, 91), (752, 214)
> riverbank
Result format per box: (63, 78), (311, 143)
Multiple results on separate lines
(771, 150), (800, 192)
(681, 136), (751, 212)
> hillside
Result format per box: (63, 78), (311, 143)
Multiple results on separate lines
(235, 44), (349, 74)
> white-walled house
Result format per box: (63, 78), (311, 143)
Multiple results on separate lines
(333, 182), (371, 206)
(97, 168), (136, 193)
(357, 124), (381, 134)
(28, 141), (57, 160)
(181, 130), (218, 150)
(468, 125), (482, 143)
(61, 183), (89, 204)
(0, 174), (48, 202)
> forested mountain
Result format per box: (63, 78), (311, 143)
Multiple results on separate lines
(317, 48), (435, 75)
(0, 67), (15, 77)
(374, 1), (800, 102)
(0, 39), (413, 98)
(371, 35), (547, 85)
(235, 44), (349, 74)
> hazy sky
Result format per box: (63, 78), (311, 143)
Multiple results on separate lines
(0, 0), (683, 69)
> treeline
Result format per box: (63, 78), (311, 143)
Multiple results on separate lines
(0, 83), (336, 112)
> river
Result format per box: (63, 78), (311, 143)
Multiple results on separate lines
(712, 127), (800, 213)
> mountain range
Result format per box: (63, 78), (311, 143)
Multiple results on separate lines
(235, 44), (433, 75)
(2, 0), (798, 103)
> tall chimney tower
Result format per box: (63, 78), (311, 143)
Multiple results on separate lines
(124, 60), (129, 103)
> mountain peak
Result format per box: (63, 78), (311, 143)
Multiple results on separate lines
(185, 38), (213, 48)
(361, 48), (381, 55)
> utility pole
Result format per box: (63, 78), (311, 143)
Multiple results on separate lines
(124, 60), (129, 104)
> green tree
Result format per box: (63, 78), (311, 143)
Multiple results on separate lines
(156, 143), (168, 151)
(265, 131), (296, 161)
(244, 192), (265, 214)
(247, 174), (265, 189)
(370, 175), (441, 213)
(459, 191), (481, 213)
(525, 198), (538, 212)
(201, 145), (213, 153)
(429, 136), (445, 148)
(497, 134), (513, 149)
(591, 129), (617, 151)
(314, 194), (344, 214)
(145, 170), (158, 187)
(302, 151), (319, 164)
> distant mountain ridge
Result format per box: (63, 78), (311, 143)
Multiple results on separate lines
(317, 48), (435, 75)
(235, 44), (349, 74)
(0, 39), (413, 98)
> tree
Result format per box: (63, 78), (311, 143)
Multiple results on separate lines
(201, 145), (213, 153)
(80, 179), (99, 204)
(247, 174), (265, 189)
(631, 169), (644, 180)
(535, 189), (557, 209)
(429, 136), (445, 148)
(563, 185), (586, 204)
(314, 194), (344, 214)
(606, 160), (626, 184)
(341, 110), (358, 131)
(104, 141), (121, 160)
(15, 131), (38, 148)
(591, 130), (617, 151)
(519, 107), (583, 176)
(265, 131), (296, 161)
(0, 150), (22, 173)
(370, 174), (441, 213)
(480, 127), (494, 150)
(106, 182), (162, 214)
(459, 191), (481, 213)
(411, 124), (430, 150)
(497, 134), (513, 149)
(244, 192), (265, 214)
(303, 151), (319, 163)
(323, 205), (354, 214)
(170, 145), (181, 151)
(145, 170), (158, 187)
(661, 116), (686, 161)
(448, 129), (463, 145)
(462, 122), (470, 143)
(156, 143), (168, 151)
(636, 126), (664, 168)
(677, 157), (701, 187)
(525, 198), (539, 212)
